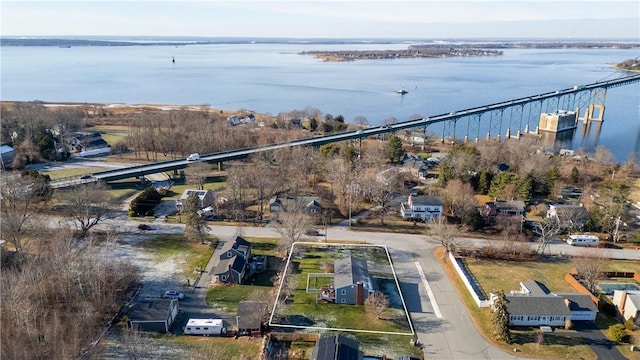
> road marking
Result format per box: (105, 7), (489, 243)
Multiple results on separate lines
(415, 261), (443, 319)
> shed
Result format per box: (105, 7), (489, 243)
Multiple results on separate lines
(127, 298), (179, 333)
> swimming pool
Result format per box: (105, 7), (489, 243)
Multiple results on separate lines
(599, 283), (640, 295)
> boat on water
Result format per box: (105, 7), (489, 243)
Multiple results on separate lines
(395, 88), (408, 95)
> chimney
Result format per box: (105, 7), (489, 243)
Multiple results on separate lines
(619, 291), (627, 315)
(356, 282), (364, 306)
(564, 298), (571, 308)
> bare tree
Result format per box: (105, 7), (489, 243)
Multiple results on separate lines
(0, 175), (36, 253)
(185, 161), (210, 190)
(365, 291), (390, 320)
(574, 247), (610, 294)
(425, 216), (462, 253)
(441, 179), (478, 220)
(531, 218), (562, 255)
(360, 167), (400, 225)
(184, 192), (209, 243)
(272, 199), (313, 258)
(58, 182), (118, 237)
(352, 115), (369, 127)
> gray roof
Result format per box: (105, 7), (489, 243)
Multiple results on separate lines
(522, 280), (551, 296)
(506, 296), (572, 317)
(489, 200), (526, 211)
(333, 256), (373, 290)
(127, 298), (177, 321)
(312, 335), (362, 360)
(219, 236), (251, 257)
(410, 195), (443, 206)
(557, 293), (599, 312)
(236, 301), (268, 330)
(213, 254), (245, 276)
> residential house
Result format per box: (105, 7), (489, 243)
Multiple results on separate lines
(228, 115), (241, 126)
(127, 298), (179, 333)
(400, 195), (443, 221)
(311, 334), (363, 360)
(546, 204), (589, 230)
(333, 256), (375, 305)
(269, 195), (322, 216)
(176, 189), (215, 211)
(612, 290), (640, 325)
(242, 114), (256, 123)
(484, 200), (526, 224)
(399, 157), (428, 179)
(0, 145), (15, 169)
(501, 280), (598, 327)
(71, 132), (110, 157)
(236, 300), (268, 335)
(210, 236), (252, 285)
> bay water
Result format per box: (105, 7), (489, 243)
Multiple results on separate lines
(1, 42), (638, 161)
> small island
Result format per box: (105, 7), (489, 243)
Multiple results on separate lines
(300, 47), (503, 62)
(615, 58), (640, 72)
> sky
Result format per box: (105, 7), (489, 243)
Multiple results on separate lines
(1, 0), (639, 39)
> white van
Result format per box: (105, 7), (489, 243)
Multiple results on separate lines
(183, 318), (226, 336)
(186, 153), (200, 161)
(567, 234), (599, 247)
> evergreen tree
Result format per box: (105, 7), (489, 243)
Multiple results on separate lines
(570, 166), (580, 184)
(491, 290), (512, 344)
(477, 168), (493, 195)
(385, 134), (405, 164)
(184, 193), (208, 243)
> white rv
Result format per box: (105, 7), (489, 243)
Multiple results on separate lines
(183, 318), (226, 336)
(567, 234), (599, 247)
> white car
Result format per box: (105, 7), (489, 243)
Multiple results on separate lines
(162, 291), (185, 300)
(186, 153), (200, 161)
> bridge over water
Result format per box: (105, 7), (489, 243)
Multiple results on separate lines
(51, 73), (640, 189)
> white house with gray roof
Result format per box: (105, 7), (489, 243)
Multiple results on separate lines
(503, 280), (598, 327)
(400, 195), (443, 221)
(333, 256), (375, 305)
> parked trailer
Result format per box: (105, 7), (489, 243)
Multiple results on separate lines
(567, 234), (600, 247)
(183, 318), (226, 336)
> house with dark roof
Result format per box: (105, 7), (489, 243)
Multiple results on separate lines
(269, 195), (322, 216)
(311, 334), (363, 360)
(71, 132), (110, 157)
(400, 195), (443, 221)
(236, 300), (268, 335)
(333, 256), (375, 305)
(501, 280), (598, 327)
(127, 298), (179, 333)
(210, 236), (252, 285)
(484, 200), (526, 224)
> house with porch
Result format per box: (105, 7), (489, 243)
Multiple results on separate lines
(400, 195), (443, 221)
(501, 280), (598, 327)
(210, 236), (252, 285)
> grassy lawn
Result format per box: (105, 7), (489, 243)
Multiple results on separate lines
(206, 285), (272, 313)
(166, 335), (262, 359)
(465, 257), (576, 294)
(141, 235), (216, 283)
(435, 248), (597, 360)
(272, 244), (412, 335)
(44, 166), (105, 179)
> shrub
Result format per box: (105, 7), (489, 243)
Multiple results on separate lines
(624, 316), (637, 331)
(564, 319), (572, 330)
(609, 324), (628, 342)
